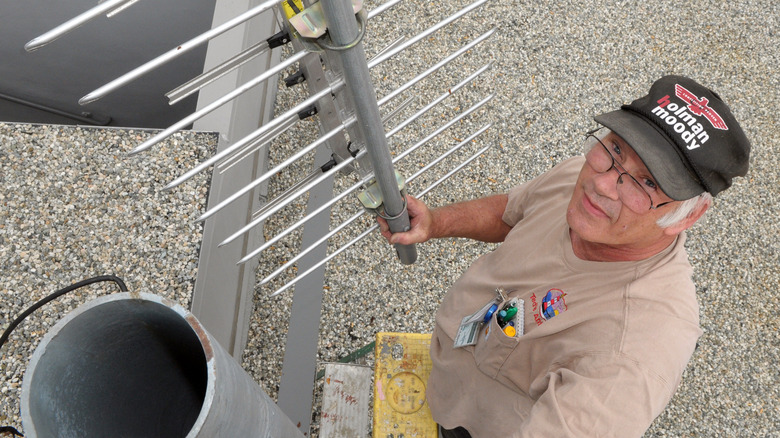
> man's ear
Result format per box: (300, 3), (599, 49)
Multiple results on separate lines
(663, 201), (711, 236)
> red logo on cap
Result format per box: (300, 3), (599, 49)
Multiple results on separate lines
(675, 84), (728, 130)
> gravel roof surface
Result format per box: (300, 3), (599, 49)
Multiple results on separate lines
(0, 126), (215, 432)
(1, 0), (777, 436)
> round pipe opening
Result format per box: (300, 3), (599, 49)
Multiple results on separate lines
(23, 298), (208, 437)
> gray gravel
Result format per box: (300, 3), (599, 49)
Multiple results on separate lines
(1, 0), (778, 437)
(0, 126), (215, 430)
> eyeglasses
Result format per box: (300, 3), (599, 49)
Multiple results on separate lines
(583, 131), (673, 213)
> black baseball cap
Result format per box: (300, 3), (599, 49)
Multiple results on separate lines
(594, 75), (751, 200)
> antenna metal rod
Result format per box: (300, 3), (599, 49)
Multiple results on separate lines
(76, 0), (398, 105)
(320, 0), (415, 264)
(133, 50), (308, 155)
(240, 93), (492, 265)
(366, 0), (488, 69)
(24, 0), (138, 51)
(270, 143), (492, 297)
(162, 81), (341, 189)
(261, 123), (491, 285)
(262, 212), (364, 285)
(199, 62), (490, 223)
(219, 155), (358, 247)
(78, 0), (280, 104)
(367, 0), (403, 17)
(368, 36), (406, 65)
(177, 6), (492, 234)
(167, 26), (469, 178)
(378, 30), (494, 109)
(391, 94), (493, 163)
(415, 146), (492, 198)
(197, 116), (355, 222)
(385, 63), (491, 138)
(216, 114), (299, 173)
(406, 124), (491, 181)
(229, 74), (491, 256)
(129, 0), (485, 157)
(166, 40), (271, 105)
(165, 0), (402, 106)
(381, 96), (414, 124)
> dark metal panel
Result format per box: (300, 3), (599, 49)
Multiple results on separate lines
(0, 0), (216, 128)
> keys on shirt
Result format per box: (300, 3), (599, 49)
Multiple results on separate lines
(455, 289), (524, 348)
(497, 305), (518, 328)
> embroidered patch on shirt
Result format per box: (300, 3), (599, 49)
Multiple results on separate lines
(541, 288), (567, 321)
(531, 288), (568, 325)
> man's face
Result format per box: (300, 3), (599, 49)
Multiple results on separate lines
(566, 132), (680, 259)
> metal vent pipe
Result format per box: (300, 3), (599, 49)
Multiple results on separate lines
(20, 293), (304, 438)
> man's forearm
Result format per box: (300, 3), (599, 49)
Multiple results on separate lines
(430, 194), (511, 242)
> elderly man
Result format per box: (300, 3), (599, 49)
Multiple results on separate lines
(379, 76), (750, 437)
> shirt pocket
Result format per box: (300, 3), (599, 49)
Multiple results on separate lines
(472, 301), (521, 379)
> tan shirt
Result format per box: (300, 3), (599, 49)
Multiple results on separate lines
(426, 157), (702, 437)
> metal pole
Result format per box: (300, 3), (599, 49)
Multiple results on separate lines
(320, 0), (417, 264)
(21, 293), (305, 437)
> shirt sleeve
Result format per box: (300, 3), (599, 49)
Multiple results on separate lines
(517, 353), (675, 438)
(502, 157), (585, 227)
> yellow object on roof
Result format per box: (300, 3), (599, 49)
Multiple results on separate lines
(373, 332), (437, 437)
(280, 0), (304, 19)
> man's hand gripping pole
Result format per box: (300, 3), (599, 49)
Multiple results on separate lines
(359, 171), (417, 264)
